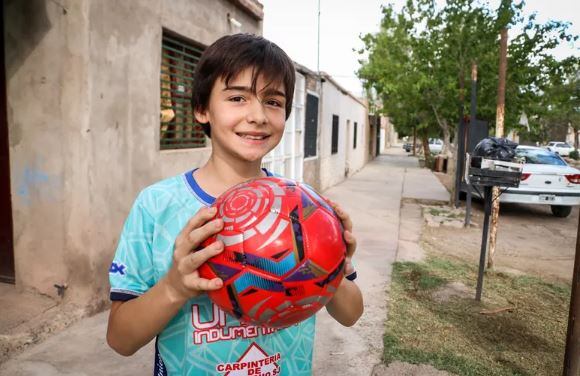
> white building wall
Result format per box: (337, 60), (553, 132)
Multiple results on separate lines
(262, 72), (305, 180)
(319, 80), (368, 191)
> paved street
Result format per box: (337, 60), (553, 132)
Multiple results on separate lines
(0, 147), (450, 376)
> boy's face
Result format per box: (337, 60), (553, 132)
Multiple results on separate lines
(195, 68), (287, 164)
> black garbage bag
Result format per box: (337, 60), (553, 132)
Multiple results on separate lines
(472, 137), (518, 161)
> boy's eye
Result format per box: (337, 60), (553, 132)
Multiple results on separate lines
(229, 96), (245, 102)
(265, 99), (283, 107)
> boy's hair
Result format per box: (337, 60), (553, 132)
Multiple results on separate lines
(191, 33), (296, 137)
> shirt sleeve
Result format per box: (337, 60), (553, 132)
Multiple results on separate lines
(109, 193), (156, 301)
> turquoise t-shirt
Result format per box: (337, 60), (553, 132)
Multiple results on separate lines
(109, 170), (316, 376)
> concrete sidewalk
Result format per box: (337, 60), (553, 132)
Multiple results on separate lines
(0, 147), (450, 376)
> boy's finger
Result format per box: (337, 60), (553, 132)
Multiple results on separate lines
(179, 240), (224, 275)
(334, 206), (353, 232)
(344, 230), (357, 258)
(186, 218), (223, 247)
(183, 275), (223, 292)
(182, 207), (217, 237)
(175, 207), (217, 259)
(344, 257), (355, 275)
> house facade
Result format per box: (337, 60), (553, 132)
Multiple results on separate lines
(2, 0), (263, 304)
(317, 74), (369, 191)
(1, 0), (373, 307)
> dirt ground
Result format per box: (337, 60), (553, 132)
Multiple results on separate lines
(426, 172), (578, 283)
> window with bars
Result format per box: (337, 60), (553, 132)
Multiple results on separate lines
(353, 122), (358, 149)
(331, 115), (339, 154)
(304, 94), (319, 158)
(160, 32), (206, 150)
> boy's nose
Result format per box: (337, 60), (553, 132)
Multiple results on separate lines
(246, 100), (267, 125)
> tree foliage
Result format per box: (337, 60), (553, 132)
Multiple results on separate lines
(357, 0), (578, 153)
(529, 56), (580, 146)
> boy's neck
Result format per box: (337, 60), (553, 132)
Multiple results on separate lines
(195, 153), (265, 198)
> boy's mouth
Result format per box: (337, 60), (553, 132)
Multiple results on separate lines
(236, 132), (269, 141)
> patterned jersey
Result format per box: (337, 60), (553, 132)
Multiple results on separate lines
(109, 170), (316, 376)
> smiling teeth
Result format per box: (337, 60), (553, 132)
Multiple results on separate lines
(241, 134), (266, 140)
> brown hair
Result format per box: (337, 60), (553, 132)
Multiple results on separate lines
(191, 33), (295, 137)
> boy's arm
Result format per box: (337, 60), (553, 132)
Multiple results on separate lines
(325, 277), (363, 327)
(107, 207), (225, 356)
(325, 201), (364, 326)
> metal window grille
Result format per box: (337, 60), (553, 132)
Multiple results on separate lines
(160, 32), (206, 149)
(261, 72), (305, 180)
(353, 122), (358, 149)
(304, 94), (318, 158)
(331, 115), (339, 154)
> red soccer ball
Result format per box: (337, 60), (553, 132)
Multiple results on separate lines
(199, 177), (346, 328)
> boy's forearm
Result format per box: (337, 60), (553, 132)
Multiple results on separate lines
(325, 278), (363, 327)
(107, 277), (187, 356)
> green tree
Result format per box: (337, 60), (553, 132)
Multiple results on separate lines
(358, 0), (578, 154)
(540, 57), (580, 147)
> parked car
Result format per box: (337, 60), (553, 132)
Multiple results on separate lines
(428, 138), (443, 154)
(546, 141), (575, 157)
(403, 143), (412, 152)
(500, 146), (580, 217)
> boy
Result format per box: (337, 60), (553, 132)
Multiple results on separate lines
(107, 33), (363, 376)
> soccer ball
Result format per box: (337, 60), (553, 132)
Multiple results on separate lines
(199, 177), (346, 328)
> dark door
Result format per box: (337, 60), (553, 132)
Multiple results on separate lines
(304, 94), (319, 158)
(375, 117), (381, 156)
(0, 5), (15, 284)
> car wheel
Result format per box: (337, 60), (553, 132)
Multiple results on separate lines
(550, 205), (572, 218)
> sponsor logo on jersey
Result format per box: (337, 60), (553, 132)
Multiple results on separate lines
(109, 261), (127, 276)
(192, 303), (278, 344)
(216, 342), (281, 376)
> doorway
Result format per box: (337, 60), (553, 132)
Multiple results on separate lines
(0, 5), (15, 284)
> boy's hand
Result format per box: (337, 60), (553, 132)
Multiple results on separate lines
(328, 200), (357, 276)
(164, 206), (225, 303)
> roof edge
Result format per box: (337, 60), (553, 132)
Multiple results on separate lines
(320, 72), (367, 108)
(228, 0), (264, 21)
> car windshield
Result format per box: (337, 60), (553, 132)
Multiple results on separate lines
(516, 148), (567, 166)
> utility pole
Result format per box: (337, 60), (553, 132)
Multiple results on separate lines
(412, 125), (417, 156)
(454, 67), (466, 208)
(563, 212), (580, 375)
(317, 0), (321, 73)
(464, 62), (478, 227)
(488, 28), (508, 269)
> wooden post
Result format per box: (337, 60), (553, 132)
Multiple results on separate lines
(412, 125), (417, 156)
(453, 67), (467, 207)
(488, 28), (508, 269)
(563, 213), (580, 375)
(465, 62), (478, 226)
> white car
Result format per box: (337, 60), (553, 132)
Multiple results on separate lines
(428, 138), (443, 154)
(500, 146), (580, 217)
(546, 141), (575, 157)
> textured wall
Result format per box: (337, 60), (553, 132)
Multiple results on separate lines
(5, 0), (261, 304)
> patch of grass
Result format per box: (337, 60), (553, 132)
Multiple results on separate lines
(394, 262), (447, 291)
(429, 208), (446, 217)
(427, 206), (464, 220)
(385, 256), (570, 376)
(383, 334), (501, 376)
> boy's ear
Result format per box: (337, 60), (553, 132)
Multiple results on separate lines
(194, 108), (209, 124)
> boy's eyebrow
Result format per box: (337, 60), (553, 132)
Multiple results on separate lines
(261, 88), (286, 98)
(224, 85), (285, 98)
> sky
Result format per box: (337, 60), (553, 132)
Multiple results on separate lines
(261, 0), (579, 97)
